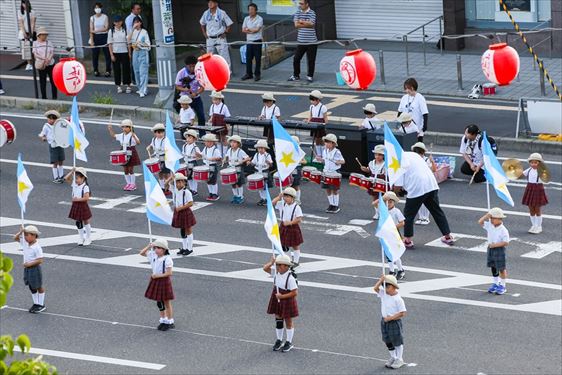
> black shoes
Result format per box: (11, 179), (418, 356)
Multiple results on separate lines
(272, 339), (283, 351)
(254, 75), (261, 81)
(257, 199), (266, 206)
(29, 304), (46, 313)
(396, 270), (405, 280)
(241, 74), (252, 81)
(281, 341), (294, 353)
(325, 205), (341, 213)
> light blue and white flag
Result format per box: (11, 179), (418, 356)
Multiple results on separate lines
(17, 153), (33, 213)
(482, 131), (514, 207)
(69, 97), (89, 162)
(264, 186), (283, 255)
(142, 162), (173, 225)
(384, 122), (409, 186)
(375, 193), (405, 262)
(164, 112), (183, 172)
(272, 118), (306, 181)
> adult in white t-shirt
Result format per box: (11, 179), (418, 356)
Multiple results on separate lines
(394, 152), (453, 248)
(17, 1), (36, 70)
(89, 2), (111, 77)
(397, 78), (428, 142)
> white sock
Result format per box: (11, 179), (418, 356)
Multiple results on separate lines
(395, 345), (403, 361)
(530, 215), (535, 226)
(394, 258), (403, 271)
(493, 276), (499, 284)
(390, 348), (397, 359)
(296, 190), (301, 201)
(259, 190), (266, 199)
(276, 328), (284, 340)
(32, 293), (39, 305)
(159, 317), (165, 324)
(167, 318), (174, 324)
(57, 165), (64, 178)
(238, 187), (244, 198)
(182, 237), (188, 249)
(78, 228), (84, 240)
(130, 174), (136, 185)
(500, 278), (507, 287)
(159, 179), (165, 189)
(84, 224), (91, 239)
(187, 234), (193, 250)
(38, 292), (45, 305)
(375, 207), (379, 216)
(286, 328), (294, 343)
(213, 184), (219, 195)
(334, 194), (340, 207)
(293, 250), (301, 263)
(124, 174), (130, 184)
(537, 216), (542, 227)
(389, 262), (396, 272)
(327, 195), (333, 205)
(188, 180), (197, 191)
(52, 168), (58, 179)
(232, 188), (237, 196)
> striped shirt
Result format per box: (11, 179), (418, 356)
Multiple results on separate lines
(293, 8), (317, 43)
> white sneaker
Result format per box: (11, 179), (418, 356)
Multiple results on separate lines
(528, 226), (537, 233)
(25, 63), (33, 71)
(0, 89), (4, 95)
(420, 218), (430, 225)
(117, 86), (123, 93)
(77, 238), (84, 246)
(384, 358), (394, 368)
(391, 359), (405, 369)
(534, 226), (542, 234)
(415, 219), (423, 225)
(83, 238), (92, 246)
(139, 92), (146, 98)
(373, 213), (379, 220)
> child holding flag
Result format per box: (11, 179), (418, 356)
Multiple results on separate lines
(290, 136), (306, 203)
(361, 144), (386, 219)
(522, 153), (549, 234)
(107, 119), (141, 191)
(64, 167), (93, 246)
(272, 187), (303, 267)
(38, 110), (65, 183)
(478, 208), (510, 295)
(374, 192), (406, 280)
(315, 133), (345, 213)
(14, 225), (46, 313)
(146, 123), (171, 196)
(166, 173), (196, 256)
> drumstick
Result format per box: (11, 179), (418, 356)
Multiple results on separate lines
(469, 171), (477, 185)
(355, 157), (364, 169)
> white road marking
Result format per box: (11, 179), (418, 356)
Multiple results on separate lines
(348, 219), (373, 226)
(13, 346), (166, 370)
(92, 195), (141, 209)
(236, 218), (371, 238)
(0, 158), (142, 177)
(521, 241), (562, 259)
(0, 112), (155, 130)
(432, 151), (562, 167)
(2, 216), (560, 316)
(366, 95), (518, 111)
(447, 177), (562, 191)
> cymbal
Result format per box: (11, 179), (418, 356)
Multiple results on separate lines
(538, 162), (551, 183)
(502, 159), (523, 180)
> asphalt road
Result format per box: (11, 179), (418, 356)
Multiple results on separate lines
(1, 112), (561, 374)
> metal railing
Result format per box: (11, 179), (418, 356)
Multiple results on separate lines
(401, 15), (444, 75)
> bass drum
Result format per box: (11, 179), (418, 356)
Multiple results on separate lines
(53, 118), (71, 148)
(0, 120), (17, 147)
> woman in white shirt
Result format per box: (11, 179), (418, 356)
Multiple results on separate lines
(107, 15), (131, 93)
(18, 0), (36, 71)
(32, 27), (57, 100)
(397, 78), (428, 142)
(128, 16), (151, 97)
(89, 2), (111, 77)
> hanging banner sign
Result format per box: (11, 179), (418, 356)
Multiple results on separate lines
(160, 0), (174, 44)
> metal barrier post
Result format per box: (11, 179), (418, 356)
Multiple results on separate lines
(539, 63), (546, 96)
(379, 50), (386, 85)
(422, 25), (427, 65)
(456, 54), (463, 91)
(439, 16), (443, 55)
(403, 35), (409, 75)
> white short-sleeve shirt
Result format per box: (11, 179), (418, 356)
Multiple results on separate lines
(21, 238), (43, 264)
(107, 27), (128, 53)
(389, 207), (405, 225)
(376, 290), (406, 318)
(459, 135), (484, 166)
(276, 201), (303, 221)
(209, 103), (231, 118)
(151, 137), (166, 157)
(200, 8), (233, 37)
(309, 103), (327, 120)
(322, 148), (344, 173)
(523, 167), (546, 184)
(39, 123), (56, 147)
(147, 250), (173, 275)
(399, 122), (419, 135)
(272, 270), (298, 291)
(226, 147), (248, 168)
(115, 132), (137, 147)
(260, 105), (280, 119)
(482, 221), (510, 246)
(394, 152), (439, 198)
(398, 93), (428, 134)
(369, 160), (385, 176)
(362, 117), (383, 130)
(174, 187), (193, 208)
(182, 143), (201, 164)
(179, 107), (196, 124)
(202, 146), (221, 165)
(252, 152), (272, 173)
(72, 182), (90, 199)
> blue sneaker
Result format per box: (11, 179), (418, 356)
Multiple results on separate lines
(487, 284), (499, 293)
(495, 285), (507, 295)
(237, 196), (245, 204)
(230, 196), (237, 204)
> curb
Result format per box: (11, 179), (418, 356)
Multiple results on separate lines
(1, 96), (560, 155)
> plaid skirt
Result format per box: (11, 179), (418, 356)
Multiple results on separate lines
(522, 183), (548, 207)
(267, 287), (299, 318)
(68, 201), (92, 221)
(487, 246), (506, 270)
(23, 265), (43, 290)
(145, 276), (175, 301)
(49, 145), (65, 163)
(280, 224), (303, 247)
(172, 208), (196, 229)
(125, 146), (141, 167)
(381, 318), (404, 346)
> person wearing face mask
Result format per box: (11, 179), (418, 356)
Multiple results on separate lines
(89, 2), (111, 77)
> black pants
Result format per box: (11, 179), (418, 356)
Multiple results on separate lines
(112, 52), (131, 86)
(92, 33), (111, 74)
(461, 161), (486, 183)
(293, 44), (317, 78)
(245, 41), (262, 77)
(192, 96), (206, 136)
(403, 190), (451, 238)
(38, 65), (57, 99)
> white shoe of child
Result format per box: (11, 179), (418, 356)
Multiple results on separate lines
(83, 238), (92, 246)
(528, 226), (537, 234)
(384, 358), (394, 368)
(534, 226), (542, 234)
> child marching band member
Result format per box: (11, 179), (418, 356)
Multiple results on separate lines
(208, 90), (231, 149)
(182, 129), (201, 196)
(176, 95), (195, 139)
(38, 110), (65, 183)
(478, 208), (510, 295)
(146, 123), (172, 196)
(361, 144), (386, 219)
(522, 153), (549, 234)
(358, 103), (383, 130)
(373, 274), (407, 369)
(140, 238), (175, 331)
(199, 133), (222, 201)
(305, 90), (328, 157)
(374, 192), (406, 279)
(64, 167), (93, 246)
(224, 135), (250, 204)
(258, 92), (281, 144)
(251, 139), (273, 206)
(290, 136), (306, 204)
(315, 133), (345, 213)
(272, 187), (304, 267)
(411, 142), (436, 225)
(263, 254), (299, 353)
(107, 119), (141, 191)
(14, 225), (46, 313)
(166, 173), (196, 256)
(396, 113), (418, 135)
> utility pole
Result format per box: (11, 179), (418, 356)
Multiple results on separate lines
(152, 0), (176, 109)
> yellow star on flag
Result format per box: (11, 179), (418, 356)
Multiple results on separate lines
(74, 138), (82, 152)
(18, 181), (30, 194)
(389, 157), (400, 173)
(270, 223), (280, 240)
(280, 152), (296, 168)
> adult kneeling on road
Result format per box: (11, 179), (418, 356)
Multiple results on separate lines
(459, 124), (486, 183)
(394, 152), (454, 249)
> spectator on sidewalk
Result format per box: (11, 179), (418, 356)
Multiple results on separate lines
(89, 2), (111, 77)
(125, 2), (142, 33)
(18, 0), (36, 71)
(459, 124), (486, 183)
(128, 16), (151, 98)
(108, 15), (132, 94)
(397, 78), (428, 142)
(200, 0), (233, 70)
(241, 3), (263, 81)
(288, 0), (318, 83)
(32, 27), (57, 100)
(174, 56), (205, 134)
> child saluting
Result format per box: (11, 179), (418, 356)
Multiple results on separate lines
(14, 225), (46, 313)
(478, 207), (510, 295)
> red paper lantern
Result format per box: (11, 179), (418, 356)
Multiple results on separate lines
(481, 43), (520, 86)
(339, 49), (376, 90)
(194, 53), (230, 91)
(52, 57), (87, 96)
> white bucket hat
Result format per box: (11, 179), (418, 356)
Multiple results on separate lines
(152, 238), (169, 250)
(322, 133), (338, 146)
(275, 254), (293, 266)
(255, 140), (269, 149)
(397, 112), (413, 123)
(75, 167), (88, 179)
(24, 225), (41, 236)
(362, 103), (378, 114)
(201, 133), (218, 142)
(384, 274), (399, 289)
(489, 207), (506, 219)
(36, 27), (49, 36)
(44, 110), (61, 118)
(383, 191), (399, 203)
(261, 92), (276, 101)
(184, 129), (199, 139)
(228, 135), (242, 144)
(174, 172), (187, 181)
(373, 144), (385, 154)
(177, 96), (193, 104)
(309, 90), (323, 100)
(411, 142), (427, 152)
(210, 90), (224, 99)
(528, 153), (543, 163)
(121, 119), (133, 128)
(283, 187), (297, 198)
(152, 123), (165, 132)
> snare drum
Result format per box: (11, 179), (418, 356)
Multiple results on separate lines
(53, 119), (70, 148)
(193, 166), (210, 182)
(247, 173), (265, 191)
(302, 166), (317, 181)
(274, 175), (293, 188)
(145, 158), (161, 174)
(349, 173), (362, 187)
(220, 167), (238, 185)
(0, 120), (16, 147)
(359, 176), (373, 190)
(177, 163), (189, 177)
(373, 178), (387, 193)
(110, 150), (131, 166)
(322, 172), (342, 188)
(309, 170), (322, 184)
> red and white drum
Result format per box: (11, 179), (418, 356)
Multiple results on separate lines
(145, 158), (161, 174)
(373, 178), (387, 193)
(193, 166), (210, 182)
(309, 170), (322, 184)
(434, 164), (450, 184)
(302, 166), (317, 181)
(110, 150), (130, 166)
(0, 120), (16, 147)
(322, 172), (342, 188)
(483, 83), (496, 96)
(220, 167), (238, 185)
(247, 173), (265, 191)
(349, 173), (362, 187)
(274, 175), (293, 188)
(177, 163), (189, 177)
(359, 176), (373, 190)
